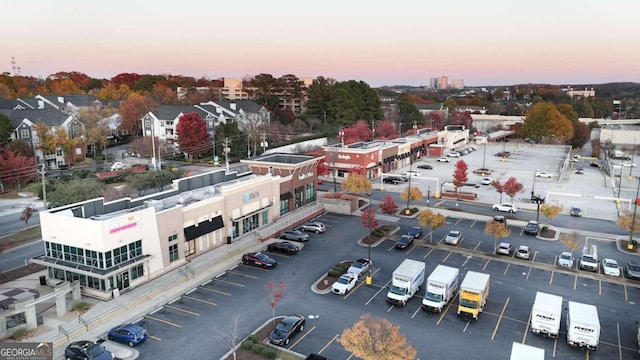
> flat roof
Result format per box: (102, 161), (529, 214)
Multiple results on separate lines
(250, 153), (316, 164)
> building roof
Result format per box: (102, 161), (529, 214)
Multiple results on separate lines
(214, 100), (263, 113)
(250, 153), (317, 165)
(151, 105), (208, 120)
(3, 108), (72, 128)
(40, 94), (102, 107)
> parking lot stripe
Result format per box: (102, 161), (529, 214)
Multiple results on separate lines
(491, 297), (510, 340)
(288, 325), (315, 350)
(411, 303), (422, 318)
(406, 243), (418, 254)
(470, 220), (477, 228)
(145, 315), (182, 328)
(624, 284), (628, 301)
(617, 322), (623, 360)
(599, 279), (602, 296)
(436, 290), (460, 326)
(198, 286), (231, 296)
(462, 255), (471, 267)
(549, 271), (555, 285)
(215, 278), (245, 287)
(317, 333), (339, 354)
(503, 263), (511, 275)
(165, 304), (199, 316)
(442, 251), (453, 263)
(149, 335), (161, 341)
(472, 242), (481, 251)
(463, 321), (470, 333)
(573, 274), (578, 290)
(521, 309), (532, 344)
(366, 279), (391, 306)
(525, 265), (532, 280)
(227, 270), (258, 279)
(482, 259), (491, 270)
(183, 295), (217, 306)
(423, 247), (435, 259)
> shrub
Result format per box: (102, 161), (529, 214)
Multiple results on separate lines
(240, 339), (255, 350)
(372, 228), (384, 237)
(10, 328), (28, 340)
(73, 301), (91, 312)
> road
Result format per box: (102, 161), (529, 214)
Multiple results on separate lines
(0, 241), (43, 273)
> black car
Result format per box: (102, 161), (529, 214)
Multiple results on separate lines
(269, 314), (306, 346)
(242, 252), (278, 268)
(65, 341), (114, 360)
(417, 164), (433, 170)
(394, 235), (414, 250)
(570, 207), (583, 217)
(267, 241), (299, 255)
(408, 226), (423, 238)
(383, 176), (406, 184)
(524, 221), (539, 236)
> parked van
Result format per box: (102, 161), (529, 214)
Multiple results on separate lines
(579, 244), (599, 272)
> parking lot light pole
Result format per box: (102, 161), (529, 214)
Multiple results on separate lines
(482, 141), (487, 169)
(427, 187), (431, 206)
(366, 192), (373, 284)
(630, 177), (640, 248)
(630, 138), (636, 179)
(405, 158), (413, 215)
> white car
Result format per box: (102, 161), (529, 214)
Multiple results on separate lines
(110, 162), (126, 171)
(535, 171), (554, 178)
(496, 242), (512, 256)
(331, 273), (358, 295)
(347, 258), (371, 278)
(602, 258), (621, 277)
(446, 152), (461, 158)
(403, 170), (421, 178)
(558, 252), (574, 268)
(437, 157), (450, 162)
(300, 221), (325, 233)
(445, 230), (462, 245)
(492, 203), (518, 213)
(481, 177), (492, 185)
(515, 245), (531, 260)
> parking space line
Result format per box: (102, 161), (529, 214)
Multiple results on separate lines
(552, 338), (557, 357)
(482, 259), (491, 271)
(470, 220), (477, 228)
(411, 304), (422, 318)
(462, 321), (470, 333)
(521, 309), (532, 344)
(145, 315), (182, 328)
(366, 279), (391, 306)
(472, 242), (481, 252)
(289, 325), (315, 350)
(525, 265), (532, 280)
(183, 295), (217, 306)
(227, 270), (258, 279)
(345, 270), (379, 299)
(198, 286), (231, 296)
(549, 271), (554, 285)
(624, 284), (628, 301)
(599, 279), (602, 296)
(437, 291), (460, 325)
(423, 247), (435, 259)
(164, 304), (200, 316)
(461, 255), (471, 267)
(617, 322), (622, 360)
(442, 252), (453, 263)
(491, 297), (510, 340)
(503, 263), (511, 275)
(239, 264), (271, 272)
(406, 244), (418, 254)
(573, 274), (578, 290)
(149, 335), (162, 341)
(435, 200), (446, 206)
(317, 333), (339, 354)
(531, 252), (538, 262)
(215, 278), (245, 287)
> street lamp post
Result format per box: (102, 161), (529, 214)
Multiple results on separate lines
(427, 187), (431, 206)
(630, 177), (640, 247)
(482, 141), (487, 169)
(405, 158), (413, 214)
(366, 192), (373, 284)
(630, 139), (636, 179)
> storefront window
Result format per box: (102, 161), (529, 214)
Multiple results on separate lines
(305, 183), (314, 202)
(185, 239), (195, 256)
(131, 264), (144, 280)
(295, 186), (303, 208)
(262, 210), (269, 226)
(232, 221), (239, 238)
(169, 244), (179, 262)
(280, 199), (289, 215)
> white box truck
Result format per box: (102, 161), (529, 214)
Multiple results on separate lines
(387, 259), (425, 306)
(422, 265), (459, 313)
(457, 271), (490, 321)
(530, 291), (562, 338)
(510, 342), (544, 360)
(566, 301), (600, 351)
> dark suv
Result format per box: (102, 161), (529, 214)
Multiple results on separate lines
(242, 252), (278, 269)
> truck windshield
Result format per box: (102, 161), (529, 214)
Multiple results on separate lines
(459, 298), (478, 309)
(425, 291), (443, 302)
(389, 285), (407, 296)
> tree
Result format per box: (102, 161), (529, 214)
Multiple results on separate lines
(559, 232), (582, 261)
(484, 220), (511, 253)
(375, 120), (398, 139)
(452, 160), (469, 197)
(417, 209), (446, 242)
(338, 314), (417, 360)
(175, 112), (211, 159)
(34, 123), (56, 154)
(0, 113), (12, 146)
(617, 210), (640, 234)
(127, 170), (181, 194)
(490, 179), (505, 203)
(521, 102), (574, 143)
(0, 147), (37, 189)
(118, 92), (156, 135)
(78, 107), (117, 157)
(502, 177), (524, 205)
(379, 195), (398, 223)
(540, 204), (562, 222)
(361, 208), (379, 242)
(19, 205), (36, 227)
(266, 280), (285, 324)
(49, 178), (103, 206)
(399, 187), (423, 211)
(342, 120), (372, 144)
(342, 173), (372, 195)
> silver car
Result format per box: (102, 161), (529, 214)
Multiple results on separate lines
(300, 221), (325, 233)
(279, 229), (310, 242)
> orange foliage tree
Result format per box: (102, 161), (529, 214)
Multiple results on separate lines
(338, 314), (416, 360)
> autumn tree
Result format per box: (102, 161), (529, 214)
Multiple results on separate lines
(0, 113), (12, 146)
(490, 179), (505, 203)
(417, 209), (446, 242)
(361, 208), (379, 242)
(399, 186), (423, 213)
(342, 120), (372, 144)
(379, 195), (399, 223)
(338, 314), (417, 360)
(34, 123), (56, 154)
(521, 102), (574, 143)
(78, 107), (117, 157)
(342, 173), (372, 195)
(175, 112), (211, 159)
(48, 179), (103, 206)
(485, 220), (511, 253)
(452, 160), (469, 197)
(375, 120), (398, 139)
(7, 139), (34, 158)
(118, 92), (156, 135)
(0, 147), (37, 189)
(540, 204), (562, 223)
(502, 177), (524, 206)
(559, 232), (582, 260)
(127, 170), (181, 194)
(266, 280), (285, 324)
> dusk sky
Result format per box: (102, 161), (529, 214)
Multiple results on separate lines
(3, 0), (639, 87)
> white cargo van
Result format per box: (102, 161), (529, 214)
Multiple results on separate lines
(579, 244), (598, 272)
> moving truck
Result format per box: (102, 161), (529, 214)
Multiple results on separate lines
(387, 259), (425, 306)
(510, 342), (544, 360)
(422, 265), (459, 313)
(530, 291), (562, 338)
(457, 271), (490, 321)
(566, 301), (600, 350)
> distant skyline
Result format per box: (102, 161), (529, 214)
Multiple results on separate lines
(3, 0), (639, 88)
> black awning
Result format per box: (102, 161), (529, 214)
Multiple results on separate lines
(184, 215), (224, 241)
(280, 192), (293, 201)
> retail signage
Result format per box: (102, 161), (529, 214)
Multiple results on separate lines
(337, 154), (351, 160)
(243, 191), (259, 203)
(107, 214), (140, 234)
(298, 172), (313, 180)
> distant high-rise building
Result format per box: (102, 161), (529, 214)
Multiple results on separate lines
(450, 79), (464, 89)
(429, 76), (461, 90)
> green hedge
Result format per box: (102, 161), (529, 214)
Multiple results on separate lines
(240, 333), (276, 359)
(328, 262), (350, 277)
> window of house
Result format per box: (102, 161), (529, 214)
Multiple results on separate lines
(160, 121), (165, 127)
(169, 244), (179, 262)
(168, 234), (178, 242)
(56, 148), (63, 157)
(20, 129), (29, 138)
(166, 121), (173, 126)
(131, 264), (144, 280)
(72, 125), (79, 134)
(144, 119), (151, 127)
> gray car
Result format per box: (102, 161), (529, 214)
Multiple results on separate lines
(626, 261), (640, 280)
(279, 229), (310, 242)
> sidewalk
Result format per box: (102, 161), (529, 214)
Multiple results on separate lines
(14, 235), (271, 359)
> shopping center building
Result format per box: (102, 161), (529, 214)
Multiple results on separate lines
(32, 153), (322, 299)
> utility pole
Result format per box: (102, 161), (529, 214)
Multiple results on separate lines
(261, 132), (268, 154)
(36, 164), (47, 209)
(371, 120), (376, 141)
(224, 137), (231, 173)
(247, 134), (251, 158)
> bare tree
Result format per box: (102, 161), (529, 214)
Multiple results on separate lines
(216, 313), (244, 360)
